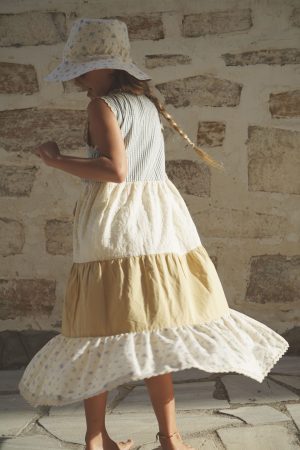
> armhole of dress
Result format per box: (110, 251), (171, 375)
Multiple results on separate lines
(93, 96), (119, 120)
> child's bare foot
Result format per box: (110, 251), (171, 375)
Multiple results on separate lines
(85, 436), (134, 450)
(156, 431), (196, 450)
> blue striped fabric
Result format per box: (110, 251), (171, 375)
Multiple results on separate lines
(84, 92), (166, 183)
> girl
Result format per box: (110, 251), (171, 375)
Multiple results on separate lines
(18, 18), (289, 450)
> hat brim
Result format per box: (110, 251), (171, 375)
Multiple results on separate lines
(44, 59), (152, 82)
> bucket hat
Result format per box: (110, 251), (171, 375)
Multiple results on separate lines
(44, 17), (151, 82)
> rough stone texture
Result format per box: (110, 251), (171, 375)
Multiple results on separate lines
(217, 424), (300, 450)
(222, 48), (300, 66)
(245, 254), (300, 304)
(282, 327), (300, 354)
(182, 9), (252, 37)
(0, 166), (38, 197)
(166, 159), (210, 196)
(269, 90), (300, 118)
(287, 404), (300, 431)
(0, 394), (38, 437)
(290, 8), (300, 27)
(0, 109), (87, 153)
(0, 279), (56, 320)
(197, 121), (226, 147)
(45, 219), (73, 255)
(270, 375), (300, 390)
(0, 12), (67, 47)
(113, 14), (164, 40)
(0, 434), (64, 449)
(247, 126), (300, 195)
(0, 62), (39, 94)
(218, 405), (290, 425)
(0, 218), (25, 256)
(156, 75), (242, 108)
(221, 374), (299, 403)
(145, 54), (192, 68)
(193, 207), (287, 239)
(271, 356), (300, 375)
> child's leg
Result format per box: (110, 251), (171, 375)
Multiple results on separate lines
(84, 390), (109, 444)
(144, 373), (179, 435)
(144, 373), (195, 449)
(84, 390), (134, 450)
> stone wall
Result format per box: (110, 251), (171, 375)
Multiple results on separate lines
(0, 0), (299, 366)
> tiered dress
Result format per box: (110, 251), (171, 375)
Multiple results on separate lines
(18, 92), (289, 407)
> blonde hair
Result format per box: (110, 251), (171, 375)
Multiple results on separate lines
(109, 70), (225, 171)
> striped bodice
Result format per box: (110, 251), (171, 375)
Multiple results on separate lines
(83, 92), (166, 183)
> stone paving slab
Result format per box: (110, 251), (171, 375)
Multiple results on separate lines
(39, 412), (239, 446)
(218, 405), (290, 425)
(271, 356), (300, 376)
(286, 404), (300, 431)
(114, 382), (230, 413)
(0, 394), (40, 437)
(270, 375), (300, 390)
(0, 369), (24, 393)
(141, 433), (222, 449)
(217, 424), (300, 450)
(221, 375), (299, 404)
(0, 434), (69, 449)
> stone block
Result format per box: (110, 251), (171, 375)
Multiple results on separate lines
(0, 11), (66, 46)
(193, 207), (286, 238)
(0, 394), (39, 438)
(247, 126), (300, 195)
(197, 121), (226, 147)
(221, 374), (299, 403)
(0, 109), (87, 153)
(145, 54), (191, 68)
(245, 254), (300, 304)
(166, 159), (210, 196)
(45, 219), (73, 255)
(156, 74), (242, 107)
(269, 90), (300, 118)
(222, 48), (300, 66)
(217, 424), (300, 450)
(218, 405), (290, 425)
(0, 218), (25, 256)
(0, 62), (39, 94)
(287, 403), (300, 431)
(113, 14), (164, 40)
(0, 278), (56, 320)
(0, 166), (38, 197)
(182, 9), (252, 37)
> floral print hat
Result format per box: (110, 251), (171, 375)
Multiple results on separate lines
(44, 17), (152, 82)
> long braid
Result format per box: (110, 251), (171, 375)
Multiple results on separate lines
(89, 70), (225, 171)
(144, 90), (225, 171)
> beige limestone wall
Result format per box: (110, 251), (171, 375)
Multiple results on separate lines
(0, 0), (299, 353)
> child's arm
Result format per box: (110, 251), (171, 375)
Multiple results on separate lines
(50, 153), (125, 182)
(42, 98), (127, 183)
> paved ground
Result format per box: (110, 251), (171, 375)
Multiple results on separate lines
(0, 355), (299, 450)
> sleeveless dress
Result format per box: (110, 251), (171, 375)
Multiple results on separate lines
(18, 92), (289, 407)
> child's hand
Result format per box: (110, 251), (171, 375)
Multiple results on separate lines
(34, 141), (61, 166)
